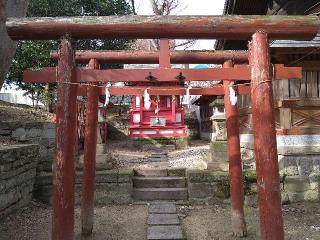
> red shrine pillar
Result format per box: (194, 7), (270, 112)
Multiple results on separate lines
(52, 35), (77, 240)
(223, 60), (247, 237)
(81, 59), (100, 236)
(249, 31), (284, 240)
(171, 96), (176, 123)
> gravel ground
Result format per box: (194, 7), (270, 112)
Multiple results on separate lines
(1, 201), (319, 240)
(107, 140), (211, 170)
(179, 202), (320, 240)
(0, 201), (148, 240)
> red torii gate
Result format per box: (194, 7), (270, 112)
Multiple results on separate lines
(24, 47), (299, 238)
(6, 15), (319, 240)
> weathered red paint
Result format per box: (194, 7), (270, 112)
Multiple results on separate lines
(159, 39), (171, 68)
(50, 50), (249, 64)
(6, 15), (319, 40)
(81, 59), (100, 236)
(23, 64), (302, 83)
(52, 35), (77, 240)
(223, 60), (247, 237)
(249, 31), (284, 240)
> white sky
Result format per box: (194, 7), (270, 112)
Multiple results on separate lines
(134, 0), (225, 50)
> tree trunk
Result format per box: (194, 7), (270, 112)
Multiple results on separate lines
(0, 0), (29, 89)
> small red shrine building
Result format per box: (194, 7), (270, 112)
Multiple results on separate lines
(129, 94), (186, 138)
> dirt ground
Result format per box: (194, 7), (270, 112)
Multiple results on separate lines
(0, 100), (53, 122)
(1, 201), (319, 240)
(179, 202), (320, 240)
(0, 201), (148, 240)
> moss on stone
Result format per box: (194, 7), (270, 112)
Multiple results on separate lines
(210, 141), (228, 152)
(215, 181), (230, 199)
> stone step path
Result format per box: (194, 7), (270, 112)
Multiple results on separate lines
(147, 202), (185, 240)
(132, 169), (188, 201)
(148, 152), (169, 162)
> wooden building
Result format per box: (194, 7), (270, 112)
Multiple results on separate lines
(216, 0), (320, 179)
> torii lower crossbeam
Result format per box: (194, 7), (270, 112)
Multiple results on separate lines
(23, 64), (301, 83)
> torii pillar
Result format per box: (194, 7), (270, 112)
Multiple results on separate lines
(249, 31), (284, 240)
(223, 60), (247, 237)
(52, 35), (77, 240)
(81, 59), (100, 236)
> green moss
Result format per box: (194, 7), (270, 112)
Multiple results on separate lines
(243, 170), (257, 195)
(132, 137), (188, 148)
(215, 181), (230, 199)
(210, 141), (228, 152)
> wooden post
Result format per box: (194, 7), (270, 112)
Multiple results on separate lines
(172, 96), (176, 123)
(81, 59), (100, 236)
(159, 39), (171, 69)
(52, 35), (77, 240)
(223, 60), (247, 237)
(249, 31), (284, 240)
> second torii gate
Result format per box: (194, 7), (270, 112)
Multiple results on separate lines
(7, 14), (318, 240)
(24, 43), (300, 239)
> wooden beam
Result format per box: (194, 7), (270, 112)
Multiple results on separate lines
(277, 99), (320, 109)
(6, 15), (319, 40)
(23, 65), (302, 83)
(50, 50), (249, 64)
(76, 85), (250, 96)
(277, 127), (320, 135)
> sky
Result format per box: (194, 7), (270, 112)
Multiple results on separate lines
(133, 0), (226, 50)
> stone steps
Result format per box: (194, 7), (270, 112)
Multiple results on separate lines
(147, 202), (185, 240)
(148, 153), (169, 162)
(133, 188), (188, 201)
(133, 176), (186, 188)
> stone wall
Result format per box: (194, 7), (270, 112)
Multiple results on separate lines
(187, 169), (320, 205)
(0, 122), (55, 173)
(0, 144), (39, 218)
(34, 169), (134, 205)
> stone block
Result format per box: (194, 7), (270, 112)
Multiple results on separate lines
(188, 182), (214, 199)
(41, 127), (55, 139)
(148, 214), (179, 225)
(96, 144), (107, 154)
(285, 176), (311, 193)
(35, 173), (53, 186)
(0, 129), (11, 136)
(33, 185), (52, 204)
(95, 170), (118, 183)
(187, 170), (228, 183)
(215, 181), (230, 198)
(304, 190), (320, 202)
(296, 157), (314, 176)
(12, 128), (27, 141)
(281, 191), (290, 204)
(278, 155), (299, 176)
(118, 169), (133, 183)
(26, 128), (42, 139)
(210, 141), (228, 152)
(288, 192), (305, 203)
(40, 138), (55, 148)
(309, 172), (320, 190)
(147, 225), (184, 240)
(168, 168), (186, 177)
(149, 202), (176, 214)
(94, 183), (132, 205)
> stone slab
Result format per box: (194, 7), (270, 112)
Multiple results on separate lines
(148, 214), (179, 225)
(147, 225), (184, 240)
(149, 202), (176, 214)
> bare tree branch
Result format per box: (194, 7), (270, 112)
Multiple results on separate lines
(130, 0), (137, 15)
